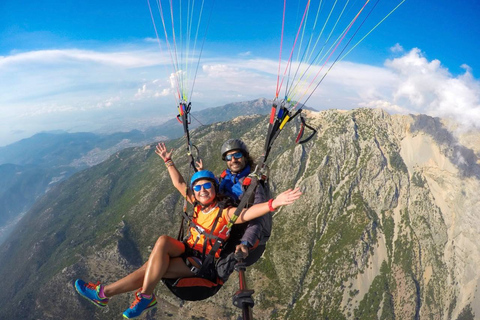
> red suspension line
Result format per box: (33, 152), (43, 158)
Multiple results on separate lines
(275, 0), (287, 99)
(294, 0), (371, 108)
(276, 0), (311, 100)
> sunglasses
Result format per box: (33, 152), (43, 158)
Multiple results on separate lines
(225, 152), (243, 161)
(193, 182), (213, 192)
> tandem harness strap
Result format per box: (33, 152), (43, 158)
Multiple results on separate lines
(175, 100), (200, 242)
(163, 203), (229, 302)
(180, 201), (229, 277)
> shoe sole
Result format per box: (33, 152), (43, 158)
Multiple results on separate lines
(74, 282), (108, 308)
(122, 302), (157, 319)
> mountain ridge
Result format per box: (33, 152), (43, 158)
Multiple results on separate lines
(0, 108), (479, 319)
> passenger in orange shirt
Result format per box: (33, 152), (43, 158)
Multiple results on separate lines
(74, 144), (301, 319)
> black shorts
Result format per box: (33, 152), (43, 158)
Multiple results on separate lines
(180, 243), (218, 280)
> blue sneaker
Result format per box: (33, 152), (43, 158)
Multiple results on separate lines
(74, 279), (109, 307)
(123, 290), (157, 319)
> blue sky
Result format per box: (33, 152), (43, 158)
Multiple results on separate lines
(1, 0), (479, 146)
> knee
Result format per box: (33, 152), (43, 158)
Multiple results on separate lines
(152, 234), (175, 253)
(155, 235), (170, 247)
(151, 235), (183, 258)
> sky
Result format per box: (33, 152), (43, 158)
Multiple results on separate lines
(1, 0), (479, 147)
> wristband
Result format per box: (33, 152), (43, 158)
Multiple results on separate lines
(268, 198), (275, 212)
(164, 157), (171, 163)
(165, 160), (174, 168)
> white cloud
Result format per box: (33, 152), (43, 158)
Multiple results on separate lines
(1, 44), (479, 146)
(385, 48), (480, 128)
(238, 51), (252, 57)
(0, 45), (178, 146)
(134, 80), (172, 99)
(390, 43), (404, 53)
(18, 103), (77, 117)
(144, 37), (160, 43)
(359, 100), (410, 114)
(155, 89), (170, 97)
(0, 48), (166, 69)
(202, 64), (238, 76)
(97, 96), (121, 108)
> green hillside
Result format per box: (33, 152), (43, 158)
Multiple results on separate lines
(0, 109), (478, 319)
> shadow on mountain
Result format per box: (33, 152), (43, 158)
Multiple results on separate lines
(117, 221), (143, 267)
(411, 114), (480, 179)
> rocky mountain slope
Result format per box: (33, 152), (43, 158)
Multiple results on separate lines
(0, 108), (478, 319)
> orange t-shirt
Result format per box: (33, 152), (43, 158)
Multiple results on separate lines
(186, 205), (230, 258)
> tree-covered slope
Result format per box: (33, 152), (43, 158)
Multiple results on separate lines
(0, 109), (479, 320)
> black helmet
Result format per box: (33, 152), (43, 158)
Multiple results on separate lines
(221, 139), (249, 160)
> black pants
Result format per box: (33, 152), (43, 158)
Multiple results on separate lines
(216, 244), (266, 282)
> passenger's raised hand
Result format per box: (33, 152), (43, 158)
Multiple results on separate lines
(155, 142), (174, 162)
(271, 188), (302, 209)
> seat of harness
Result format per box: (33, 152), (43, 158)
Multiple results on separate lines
(185, 256), (202, 274)
(163, 244), (224, 301)
(164, 200), (233, 301)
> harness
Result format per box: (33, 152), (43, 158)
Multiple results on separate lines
(182, 201), (230, 275)
(163, 200), (232, 301)
(219, 166), (255, 205)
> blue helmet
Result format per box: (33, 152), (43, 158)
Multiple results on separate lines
(190, 170), (219, 189)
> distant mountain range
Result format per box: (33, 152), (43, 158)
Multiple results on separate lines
(0, 98), (274, 167)
(0, 98), (273, 243)
(0, 108), (479, 319)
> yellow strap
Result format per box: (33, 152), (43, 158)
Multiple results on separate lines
(279, 114), (291, 130)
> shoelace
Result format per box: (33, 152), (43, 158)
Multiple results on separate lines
(85, 281), (101, 290)
(129, 291), (143, 308)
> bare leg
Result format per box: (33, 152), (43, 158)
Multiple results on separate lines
(103, 263), (147, 297)
(142, 235), (194, 295)
(102, 235), (193, 297)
